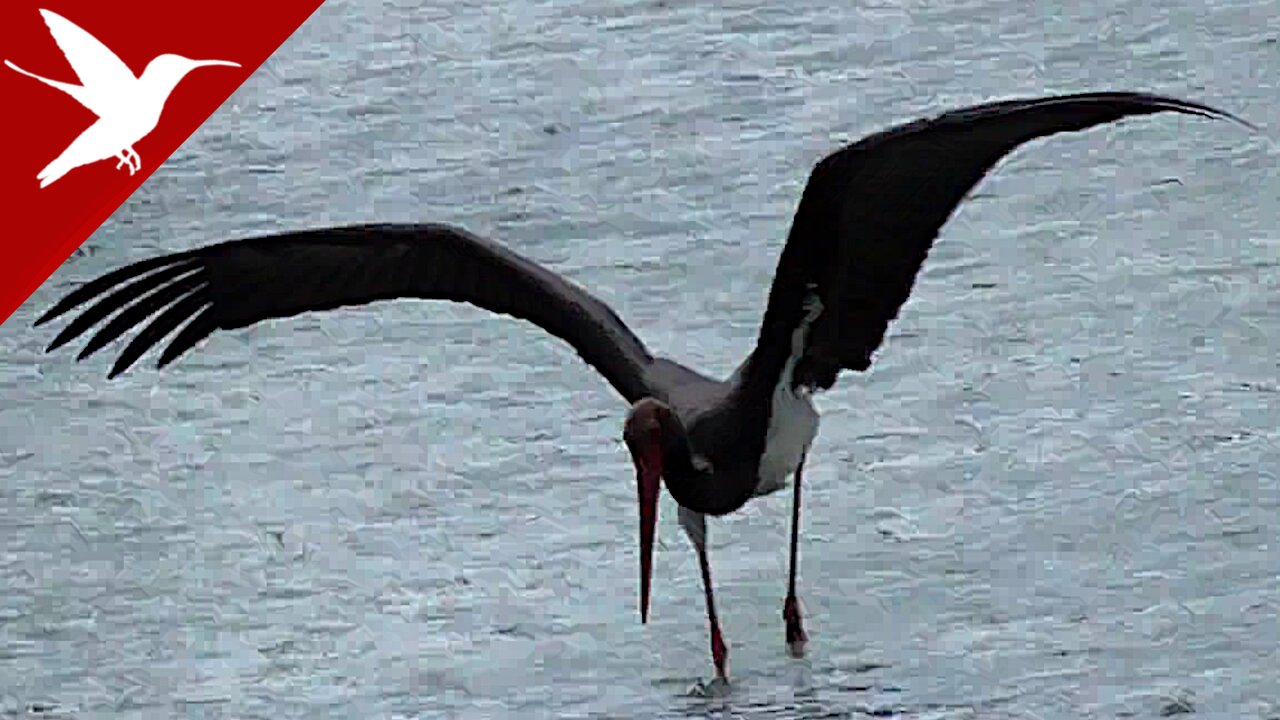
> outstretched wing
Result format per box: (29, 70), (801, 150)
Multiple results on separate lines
(740, 91), (1250, 398)
(37, 223), (659, 403)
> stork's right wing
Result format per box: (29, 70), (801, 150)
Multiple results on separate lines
(37, 223), (660, 404)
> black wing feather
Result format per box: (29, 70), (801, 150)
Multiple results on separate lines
(745, 91), (1250, 396)
(77, 273), (205, 360)
(39, 223), (657, 402)
(44, 262), (200, 352)
(112, 290), (213, 379)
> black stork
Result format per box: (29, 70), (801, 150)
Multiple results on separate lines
(34, 91), (1249, 681)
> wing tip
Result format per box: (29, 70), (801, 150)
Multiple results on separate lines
(1143, 93), (1257, 132)
(106, 360), (131, 380)
(33, 309), (57, 329)
(1055, 90), (1257, 132)
(35, 296), (83, 329)
(75, 340), (102, 362)
(44, 332), (73, 354)
(155, 353), (179, 373)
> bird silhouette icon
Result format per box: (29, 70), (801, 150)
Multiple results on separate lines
(4, 9), (240, 188)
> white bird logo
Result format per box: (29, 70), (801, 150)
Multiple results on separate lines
(4, 9), (240, 188)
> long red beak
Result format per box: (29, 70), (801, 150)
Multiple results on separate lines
(637, 441), (662, 624)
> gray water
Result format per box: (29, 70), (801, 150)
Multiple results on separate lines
(2, 0), (1278, 717)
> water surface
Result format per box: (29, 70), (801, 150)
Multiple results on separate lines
(2, 0), (1278, 717)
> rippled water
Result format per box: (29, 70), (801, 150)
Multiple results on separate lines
(2, 0), (1278, 717)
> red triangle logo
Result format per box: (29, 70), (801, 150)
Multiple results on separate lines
(0, 1), (325, 326)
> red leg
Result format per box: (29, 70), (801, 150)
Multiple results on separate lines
(783, 453), (808, 658)
(695, 541), (729, 680)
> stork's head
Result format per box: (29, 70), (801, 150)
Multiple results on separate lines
(623, 397), (680, 625)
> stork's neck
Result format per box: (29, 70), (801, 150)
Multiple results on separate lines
(658, 420), (761, 517)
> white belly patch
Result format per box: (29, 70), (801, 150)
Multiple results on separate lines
(754, 289), (823, 496)
(756, 387), (819, 496)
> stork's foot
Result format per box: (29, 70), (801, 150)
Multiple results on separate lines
(783, 595), (808, 658)
(691, 676), (732, 697)
(711, 626), (730, 680)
